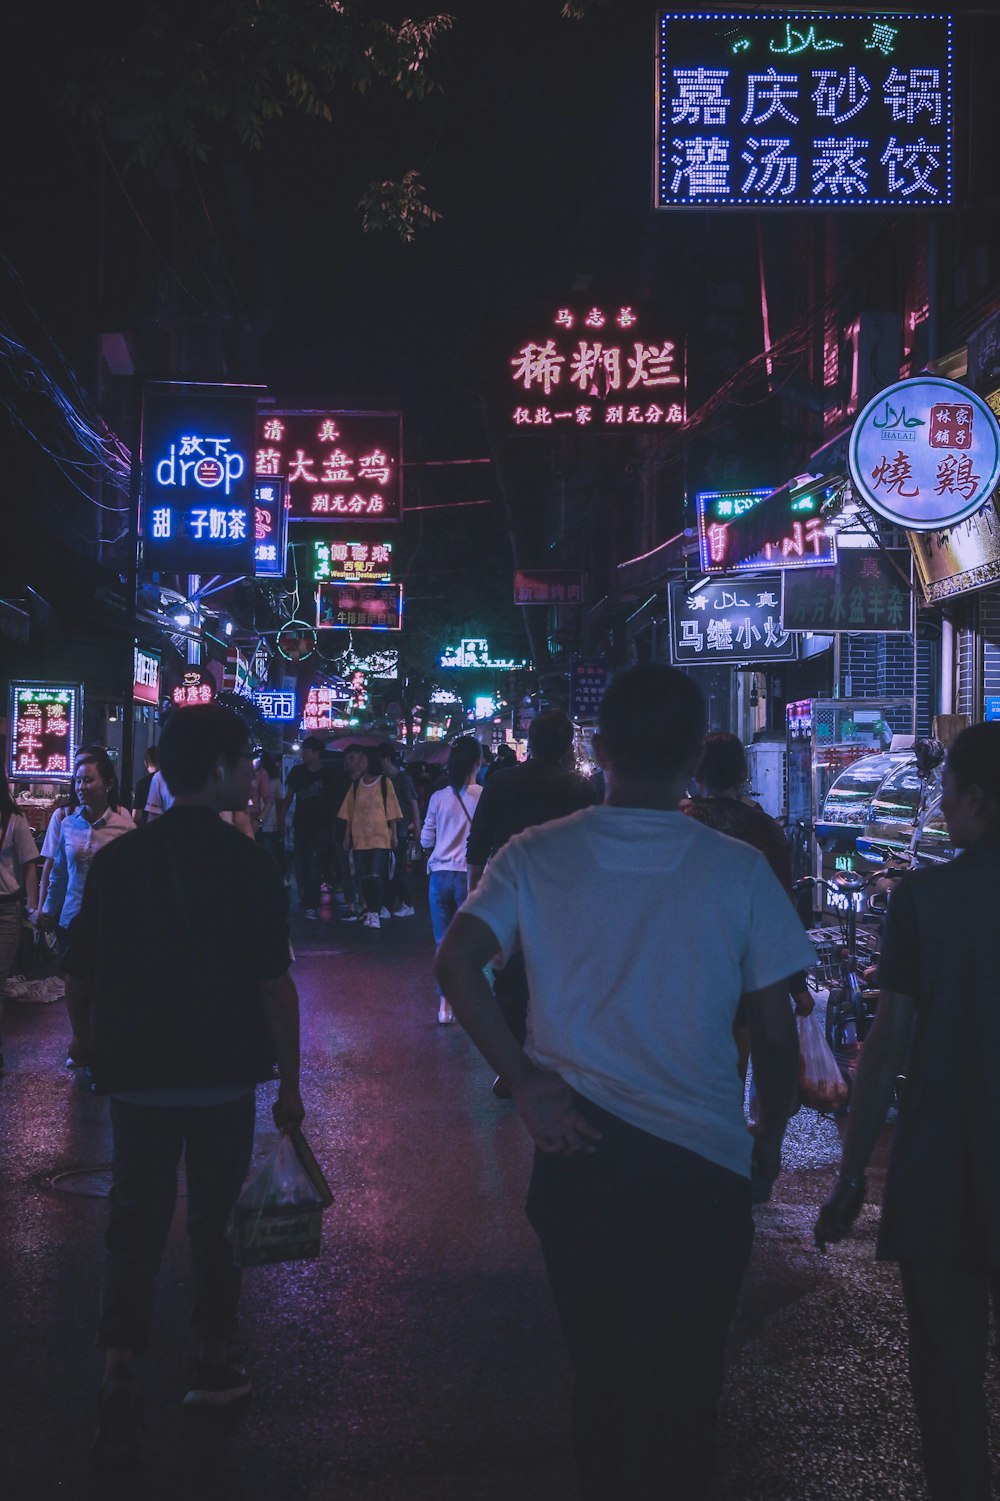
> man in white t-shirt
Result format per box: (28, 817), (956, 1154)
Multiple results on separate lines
(435, 663), (814, 1501)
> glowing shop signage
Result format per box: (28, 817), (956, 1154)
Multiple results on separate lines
(668, 576), (797, 665)
(510, 305), (684, 430)
(253, 479), (288, 578)
(849, 377), (1000, 532)
(303, 685), (342, 733)
(514, 569), (583, 605)
(8, 683), (81, 780)
(256, 411), (402, 523)
(347, 648), (399, 679)
(655, 12), (953, 209)
(312, 539), (393, 583)
(171, 673), (216, 708)
(697, 486), (837, 573)
(133, 648), (161, 708)
(252, 689), (297, 722)
(439, 639), (530, 671)
(316, 581), (403, 632)
(782, 548), (914, 633)
(141, 382), (259, 574)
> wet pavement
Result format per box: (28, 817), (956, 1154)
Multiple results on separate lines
(2, 889), (998, 1500)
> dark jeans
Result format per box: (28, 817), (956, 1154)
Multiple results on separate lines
(99, 1093), (256, 1355)
(293, 827), (334, 909)
(387, 841), (414, 909)
(353, 847), (391, 913)
(526, 1097), (754, 1501)
(899, 1257), (1000, 1501)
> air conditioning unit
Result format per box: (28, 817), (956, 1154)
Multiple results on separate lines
(842, 312), (901, 414)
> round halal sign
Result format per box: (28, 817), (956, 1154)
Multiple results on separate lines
(849, 377), (1000, 533)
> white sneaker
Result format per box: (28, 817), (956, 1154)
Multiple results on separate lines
(394, 904), (415, 918)
(437, 999), (454, 1025)
(378, 907), (392, 919)
(363, 912), (381, 929)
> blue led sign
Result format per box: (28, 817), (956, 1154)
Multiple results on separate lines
(655, 11), (953, 209)
(253, 478), (288, 578)
(251, 688), (297, 722)
(141, 382), (261, 575)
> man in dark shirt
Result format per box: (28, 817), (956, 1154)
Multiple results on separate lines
(282, 735), (344, 919)
(816, 724), (1000, 1501)
(66, 705), (303, 1462)
(467, 711), (597, 1068)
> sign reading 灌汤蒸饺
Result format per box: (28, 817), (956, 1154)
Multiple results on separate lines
(782, 548), (914, 633)
(311, 539), (394, 583)
(256, 411), (402, 523)
(655, 11), (953, 210)
(141, 382), (261, 575)
(697, 486), (838, 573)
(253, 478), (288, 579)
(668, 576), (797, 665)
(849, 377), (1000, 531)
(8, 683), (81, 780)
(509, 305), (685, 431)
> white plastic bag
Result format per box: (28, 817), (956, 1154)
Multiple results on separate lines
(226, 1133), (326, 1267)
(797, 1011), (848, 1113)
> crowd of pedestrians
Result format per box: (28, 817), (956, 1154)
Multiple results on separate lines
(2, 677), (999, 1500)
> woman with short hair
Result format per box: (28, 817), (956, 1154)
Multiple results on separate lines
(420, 737), (483, 1023)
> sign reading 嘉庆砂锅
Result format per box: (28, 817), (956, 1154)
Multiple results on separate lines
(668, 576), (797, 666)
(141, 382), (261, 574)
(849, 377), (1000, 532)
(8, 683), (81, 781)
(655, 12), (953, 210)
(509, 305), (684, 431)
(257, 411), (402, 523)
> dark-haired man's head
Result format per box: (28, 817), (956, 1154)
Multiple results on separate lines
(377, 742), (399, 771)
(159, 705), (254, 810)
(595, 664), (705, 801)
(528, 711), (576, 767)
(941, 723), (1000, 847)
(343, 744), (368, 780)
(695, 733), (747, 796)
(300, 735), (325, 769)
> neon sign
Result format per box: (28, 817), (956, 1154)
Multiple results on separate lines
(252, 689), (297, 722)
(253, 479), (288, 578)
(171, 675), (216, 708)
(316, 581), (403, 632)
(8, 683), (81, 781)
(509, 306), (685, 430)
(312, 539), (393, 583)
(302, 684), (345, 733)
(439, 639), (530, 671)
(133, 648), (161, 708)
(141, 382), (260, 574)
(668, 576), (797, 664)
(655, 12), (953, 209)
(256, 411), (402, 523)
(348, 649), (399, 679)
(696, 486), (838, 573)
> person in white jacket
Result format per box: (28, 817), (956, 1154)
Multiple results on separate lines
(420, 736), (482, 1023)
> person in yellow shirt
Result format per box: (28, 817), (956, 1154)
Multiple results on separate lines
(339, 748), (403, 929)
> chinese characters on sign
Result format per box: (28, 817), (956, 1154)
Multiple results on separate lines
(253, 479), (288, 579)
(141, 383), (260, 574)
(316, 581), (403, 632)
(656, 12), (953, 209)
(668, 576), (797, 665)
(256, 411), (402, 523)
(303, 685), (343, 733)
(312, 539), (394, 583)
(439, 639), (531, 671)
(513, 569), (584, 605)
(569, 660), (611, 720)
(697, 486), (838, 572)
(171, 679), (216, 708)
(509, 306), (685, 430)
(133, 648), (161, 707)
(251, 689), (297, 722)
(849, 377), (1000, 531)
(782, 548), (914, 632)
(8, 684), (80, 780)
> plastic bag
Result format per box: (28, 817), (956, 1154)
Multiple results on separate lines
(226, 1132), (328, 1267)
(797, 1011), (849, 1113)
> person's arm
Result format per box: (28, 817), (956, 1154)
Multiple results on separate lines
(435, 912), (602, 1154)
(23, 855), (39, 913)
(38, 830), (69, 928)
(260, 970), (305, 1129)
(815, 988), (916, 1247)
(419, 794), (438, 852)
(743, 976), (801, 1199)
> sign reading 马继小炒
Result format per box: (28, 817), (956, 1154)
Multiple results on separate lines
(655, 11), (952, 210)
(251, 689), (297, 722)
(141, 382), (260, 575)
(668, 576), (797, 666)
(133, 648), (161, 707)
(849, 377), (1000, 532)
(256, 411), (401, 523)
(439, 639), (531, 672)
(253, 478), (288, 579)
(510, 305), (684, 431)
(569, 660), (611, 721)
(311, 539), (394, 583)
(8, 683), (81, 780)
(697, 485), (838, 573)
(782, 548), (914, 633)
(316, 581), (403, 632)
(514, 569), (584, 605)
